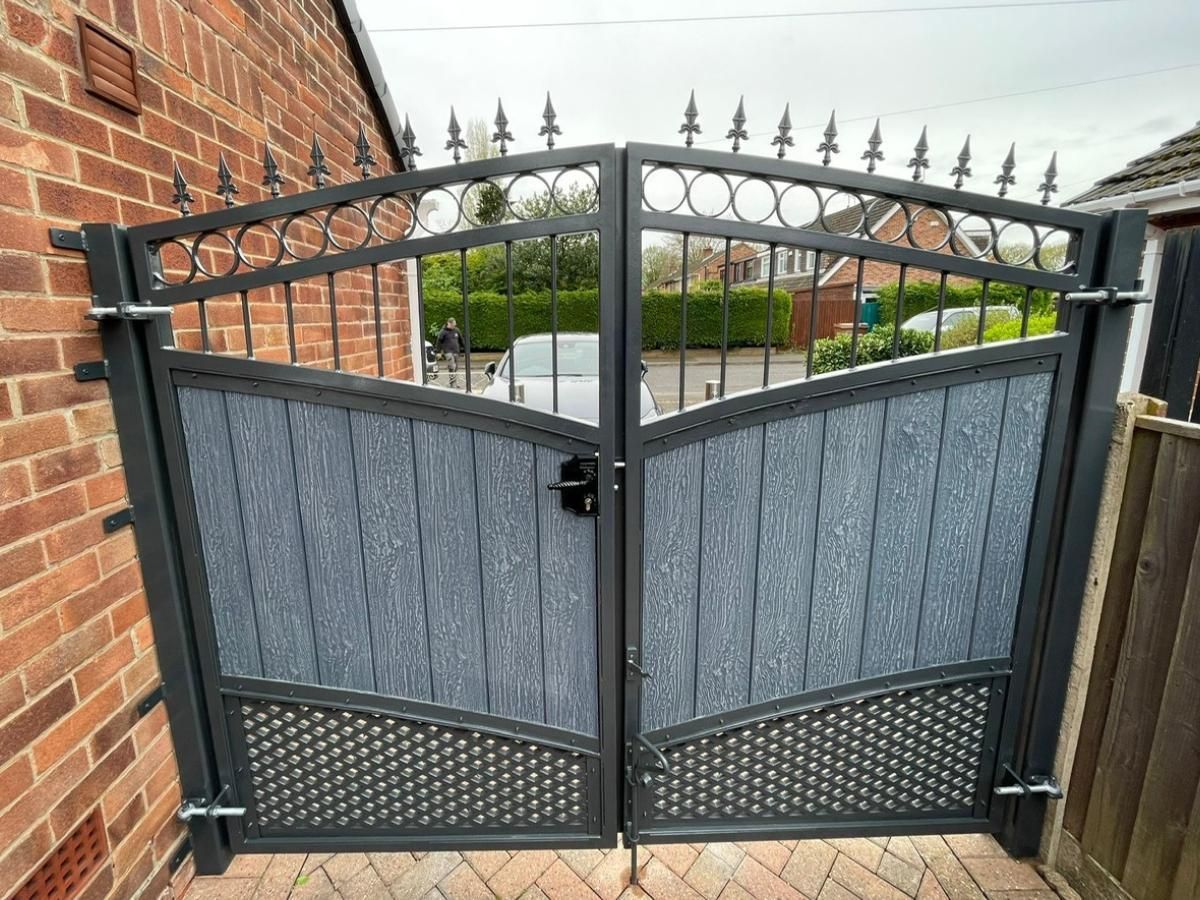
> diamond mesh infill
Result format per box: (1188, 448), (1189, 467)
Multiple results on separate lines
(235, 697), (598, 836)
(646, 678), (995, 824)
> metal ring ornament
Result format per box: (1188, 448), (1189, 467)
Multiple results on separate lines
(234, 220), (286, 271)
(731, 176), (780, 225)
(776, 182), (823, 230)
(641, 164), (688, 214)
(551, 166), (600, 216)
(1034, 228), (1073, 272)
(908, 206), (953, 252)
(684, 169), (734, 219)
(460, 179), (505, 228)
(950, 214), (995, 260)
(504, 172), (554, 222)
(820, 190), (867, 236)
(153, 238), (199, 286)
(191, 230), (239, 279)
(281, 211), (331, 261)
(995, 220), (1037, 266)
(414, 186), (462, 236)
(324, 202), (373, 252)
(367, 192), (417, 243)
(866, 197), (913, 244)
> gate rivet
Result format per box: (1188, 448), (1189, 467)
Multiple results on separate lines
(191, 373), (198, 379)
(253, 382), (259, 388)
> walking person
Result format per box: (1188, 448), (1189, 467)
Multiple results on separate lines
(436, 317), (466, 388)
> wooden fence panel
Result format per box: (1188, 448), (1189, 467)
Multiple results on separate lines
(790, 291), (858, 347)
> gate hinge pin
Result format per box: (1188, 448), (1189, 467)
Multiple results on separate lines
(1064, 287), (1150, 306)
(86, 302), (175, 321)
(993, 764), (1063, 798)
(177, 785), (246, 822)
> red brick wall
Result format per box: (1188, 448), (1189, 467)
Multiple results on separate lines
(0, 0), (405, 896)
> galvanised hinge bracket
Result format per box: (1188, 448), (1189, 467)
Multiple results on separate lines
(85, 302), (174, 321)
(177, 785), (246, 822)
(1064, 287), (1151, 306)
(993, 763), (1063, 798)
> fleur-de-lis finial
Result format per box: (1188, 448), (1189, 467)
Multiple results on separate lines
(171, 160), (194, 217)
(995, 143), (1017, 198)
(261, 143), (283, 198)
(538, 92), (561, 150)
(400, 115), (421, 170)
(679, 89), (701, 148)
(817, 110), (839, 166)
(950, 135), (972, 190)
(215, 153), (238, 208)
(908, 126), (930, 182)
(353, 123), (376, 180)
(862, 118), (884, 174)
(307, 133), (330, 188)
(445, 106), (466, 163)
(726, 96), (748, 153)
(492, 99), (514, 156)
(1039, 151), (1059, 205)
(771, 103), (794, 159)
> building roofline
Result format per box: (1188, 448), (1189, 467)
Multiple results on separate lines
(331, 0), (408, 171)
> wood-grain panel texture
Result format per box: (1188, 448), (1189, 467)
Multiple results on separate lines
(640, 373), (1051, 730)
(178, 387), (600, 736)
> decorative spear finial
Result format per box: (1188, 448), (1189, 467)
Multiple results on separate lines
(215, 153), (238, 208)
(538, 92), (561, 150)
(445, 107), (466, 163)
(400, 115), (421, 169)
(1039, 152), (1059, 205)
(307, 133), (330, 188)
(771, 103), (794, 159)
(950, 135), (972, 190)
(908, 126), (930, 182)
(170, 161), (194, 217)
(353, 123), (376, 180)
(862, 118), (884, 174)
(817, 110), (839, 166)
(995, 143), (1016, 198)
(261, 143), (283, 198)
(679, 89), (701, 148)
(492, 99), (514, 156)
(726, 96), (748, 153)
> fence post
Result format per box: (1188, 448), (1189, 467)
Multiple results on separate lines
(1001, 207), (1148, 856)
(82, 224), (233, 874)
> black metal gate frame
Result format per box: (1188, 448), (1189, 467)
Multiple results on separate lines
(77, 140), (1147, 874)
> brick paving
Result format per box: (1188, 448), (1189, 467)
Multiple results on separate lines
(187, 833), (1059, 900)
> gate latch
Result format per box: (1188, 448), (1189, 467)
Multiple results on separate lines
(547, 455), (599, 517)
(626, 734), (672, 788)
(1064, 287), (1151, 306)
(993, 764), (1063, 799)
(177, 785), (246, 822)
(86, 302), (175, 321)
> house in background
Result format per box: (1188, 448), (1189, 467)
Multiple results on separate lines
(655, 241), (757, 291)
(1068, 121), (1200, 422)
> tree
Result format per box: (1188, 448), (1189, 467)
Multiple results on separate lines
(461, 117), (506, 226)
(641, 243), (676, 290)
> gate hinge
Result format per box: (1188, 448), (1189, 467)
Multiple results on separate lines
(1064, 287), (1151, 306)
(49, 228), (86, 251)
(86, 301), (175, 321)
(177, 785), (246, 822)
(73, 360), (109, 382)
(626, 646), (652, 681)
(993, 764), (1063, 798)
(102, 506), (135, 533)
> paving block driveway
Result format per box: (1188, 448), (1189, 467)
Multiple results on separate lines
(187, 833), (1060, 900)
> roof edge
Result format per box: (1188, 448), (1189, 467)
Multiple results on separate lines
(331, 0), (408, 172)
(1067, 177), (1200, 212)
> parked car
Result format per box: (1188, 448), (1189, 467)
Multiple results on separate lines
(900, 305), (1020, 333)
(481, 333), (661, 423)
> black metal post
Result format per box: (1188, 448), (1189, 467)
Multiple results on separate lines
(1000, 207), (1147, 856)
(82, 224), (233, 874)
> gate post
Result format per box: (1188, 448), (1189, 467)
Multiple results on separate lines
(81, 224), (233, 874)
(1002, 208), (1148, 857)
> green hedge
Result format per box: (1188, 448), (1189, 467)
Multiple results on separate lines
(981, 312), (1058, 342)
(423, 285), (791, 351)
(810, 326), (934, 375)
(875, 280), (1056, 328)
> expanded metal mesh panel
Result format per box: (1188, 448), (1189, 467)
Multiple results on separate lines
(238, 699), (596, 835)
(648, 680), (992, 823)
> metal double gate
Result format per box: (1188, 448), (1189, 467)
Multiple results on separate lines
(78, 140), (1145, 873)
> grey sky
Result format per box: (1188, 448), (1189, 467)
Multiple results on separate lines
(360, 0), (1199, 205)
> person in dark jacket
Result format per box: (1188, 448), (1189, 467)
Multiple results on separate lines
(435, 318), (466, 387)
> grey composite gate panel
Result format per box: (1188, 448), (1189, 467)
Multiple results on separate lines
(639, 373), (1053, 731)
(179, 386), (600, 737)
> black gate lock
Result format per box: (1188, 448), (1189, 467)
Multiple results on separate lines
(547, 455), (599, 517)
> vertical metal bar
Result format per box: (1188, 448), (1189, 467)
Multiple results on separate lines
(550, 236), (559, 413)
(415, 256), (429, 384)
(327, 271), (340, 371)
(239, 290), (253, 359)
(719, 237), (732, 397)
(283, 282), (297, 364)
(892, 263), (909, 361)
(763, 242), (776, 387)
(460, 247), (473, 392)
(371, 263), (384, 377)
(677, 233), (690, 411)
(805, 249), (823, 378)
(1021, 285), (1034, 338)
(933, 271), (949, 352)
(198, 298), (210, 353)
(505, 240), (516, 402)
(849, 257), (865, 368)
(977, 279), (991, 345)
